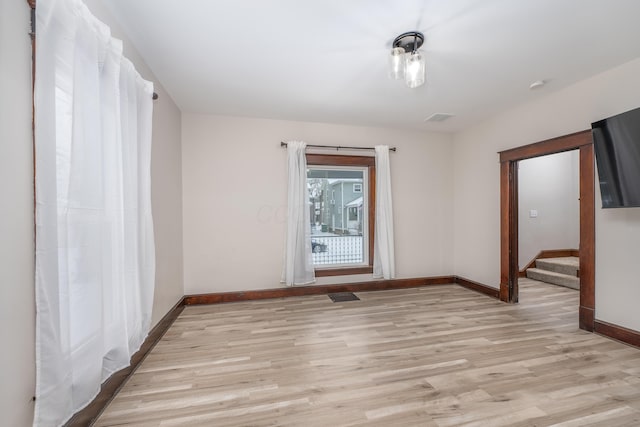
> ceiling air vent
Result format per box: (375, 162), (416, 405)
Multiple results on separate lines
(424, 113), (454, 123)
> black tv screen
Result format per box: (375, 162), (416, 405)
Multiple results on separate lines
(592, 106), (640, 208)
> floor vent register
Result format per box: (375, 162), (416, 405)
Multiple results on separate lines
(328, 292), (360, 302)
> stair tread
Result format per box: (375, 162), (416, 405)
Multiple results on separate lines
(526, 268), (579, 280)
(526, 267), (580, 290)
(536, 257), (579, 268)
(535, 257), (579, 277)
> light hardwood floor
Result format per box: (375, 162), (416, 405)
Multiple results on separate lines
(95, 281), (640, 426)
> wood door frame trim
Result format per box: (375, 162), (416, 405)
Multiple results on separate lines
(498, 130), (595, 331)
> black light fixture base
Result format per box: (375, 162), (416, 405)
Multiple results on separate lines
(392, 31), (424, 53)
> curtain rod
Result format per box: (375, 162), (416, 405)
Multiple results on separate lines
(280, 141), (396, 152)
(27, 1), (159, 101)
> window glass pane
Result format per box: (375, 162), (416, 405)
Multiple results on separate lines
(308, 167), (366, 266)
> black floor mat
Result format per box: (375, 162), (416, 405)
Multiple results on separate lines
(328, 292), (360, 302)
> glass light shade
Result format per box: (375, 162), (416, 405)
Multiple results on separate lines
(405, 51), (426, 88)
(388, 47), (406, 80)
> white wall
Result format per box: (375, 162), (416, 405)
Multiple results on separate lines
(0, 2), (36, 425)
(85, 0), (185, 326)
(518, 151), (580, 268)
(453, 57), (640, 331)
(182, 115), (453, 294)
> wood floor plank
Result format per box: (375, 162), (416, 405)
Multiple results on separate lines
(95, 281), (640, 426)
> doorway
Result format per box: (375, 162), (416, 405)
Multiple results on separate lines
(498, 130), (595, 331)
(518, 151), (580, 289)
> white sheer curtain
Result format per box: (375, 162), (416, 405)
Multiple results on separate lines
(373, 145), (396, 279)
(281, 141), (315, 286)
(34, 0), (155, 425)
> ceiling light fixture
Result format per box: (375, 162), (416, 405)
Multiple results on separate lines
(389, 31), (426, 89)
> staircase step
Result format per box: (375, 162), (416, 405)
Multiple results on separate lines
(535, 257), (579, 277)
(526, 268), (580, 290)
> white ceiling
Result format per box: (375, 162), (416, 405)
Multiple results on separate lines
(105, 0), (640, 132)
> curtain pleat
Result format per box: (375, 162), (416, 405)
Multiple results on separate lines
(34, 1), (155, 425)
(281, 141), (315, 286)
(373, 145), (396, 279)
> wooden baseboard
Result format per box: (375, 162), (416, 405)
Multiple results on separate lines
(183, 276), (456, 305)
(594, 319), (640, 348)
(518, 249), (580, 277)
(65, 298), (185, 427)
(454, 276), (500, 299)
(183, 276), (504, 306)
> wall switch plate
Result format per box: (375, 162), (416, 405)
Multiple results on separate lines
(529, 209), (538, 218)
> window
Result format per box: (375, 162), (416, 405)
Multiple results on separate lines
(306, 154), (375, 276)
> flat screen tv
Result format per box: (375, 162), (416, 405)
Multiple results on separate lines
(592, 106), (640, 208)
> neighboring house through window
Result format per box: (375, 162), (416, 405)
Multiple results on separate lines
(306, 154), (375, 276)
